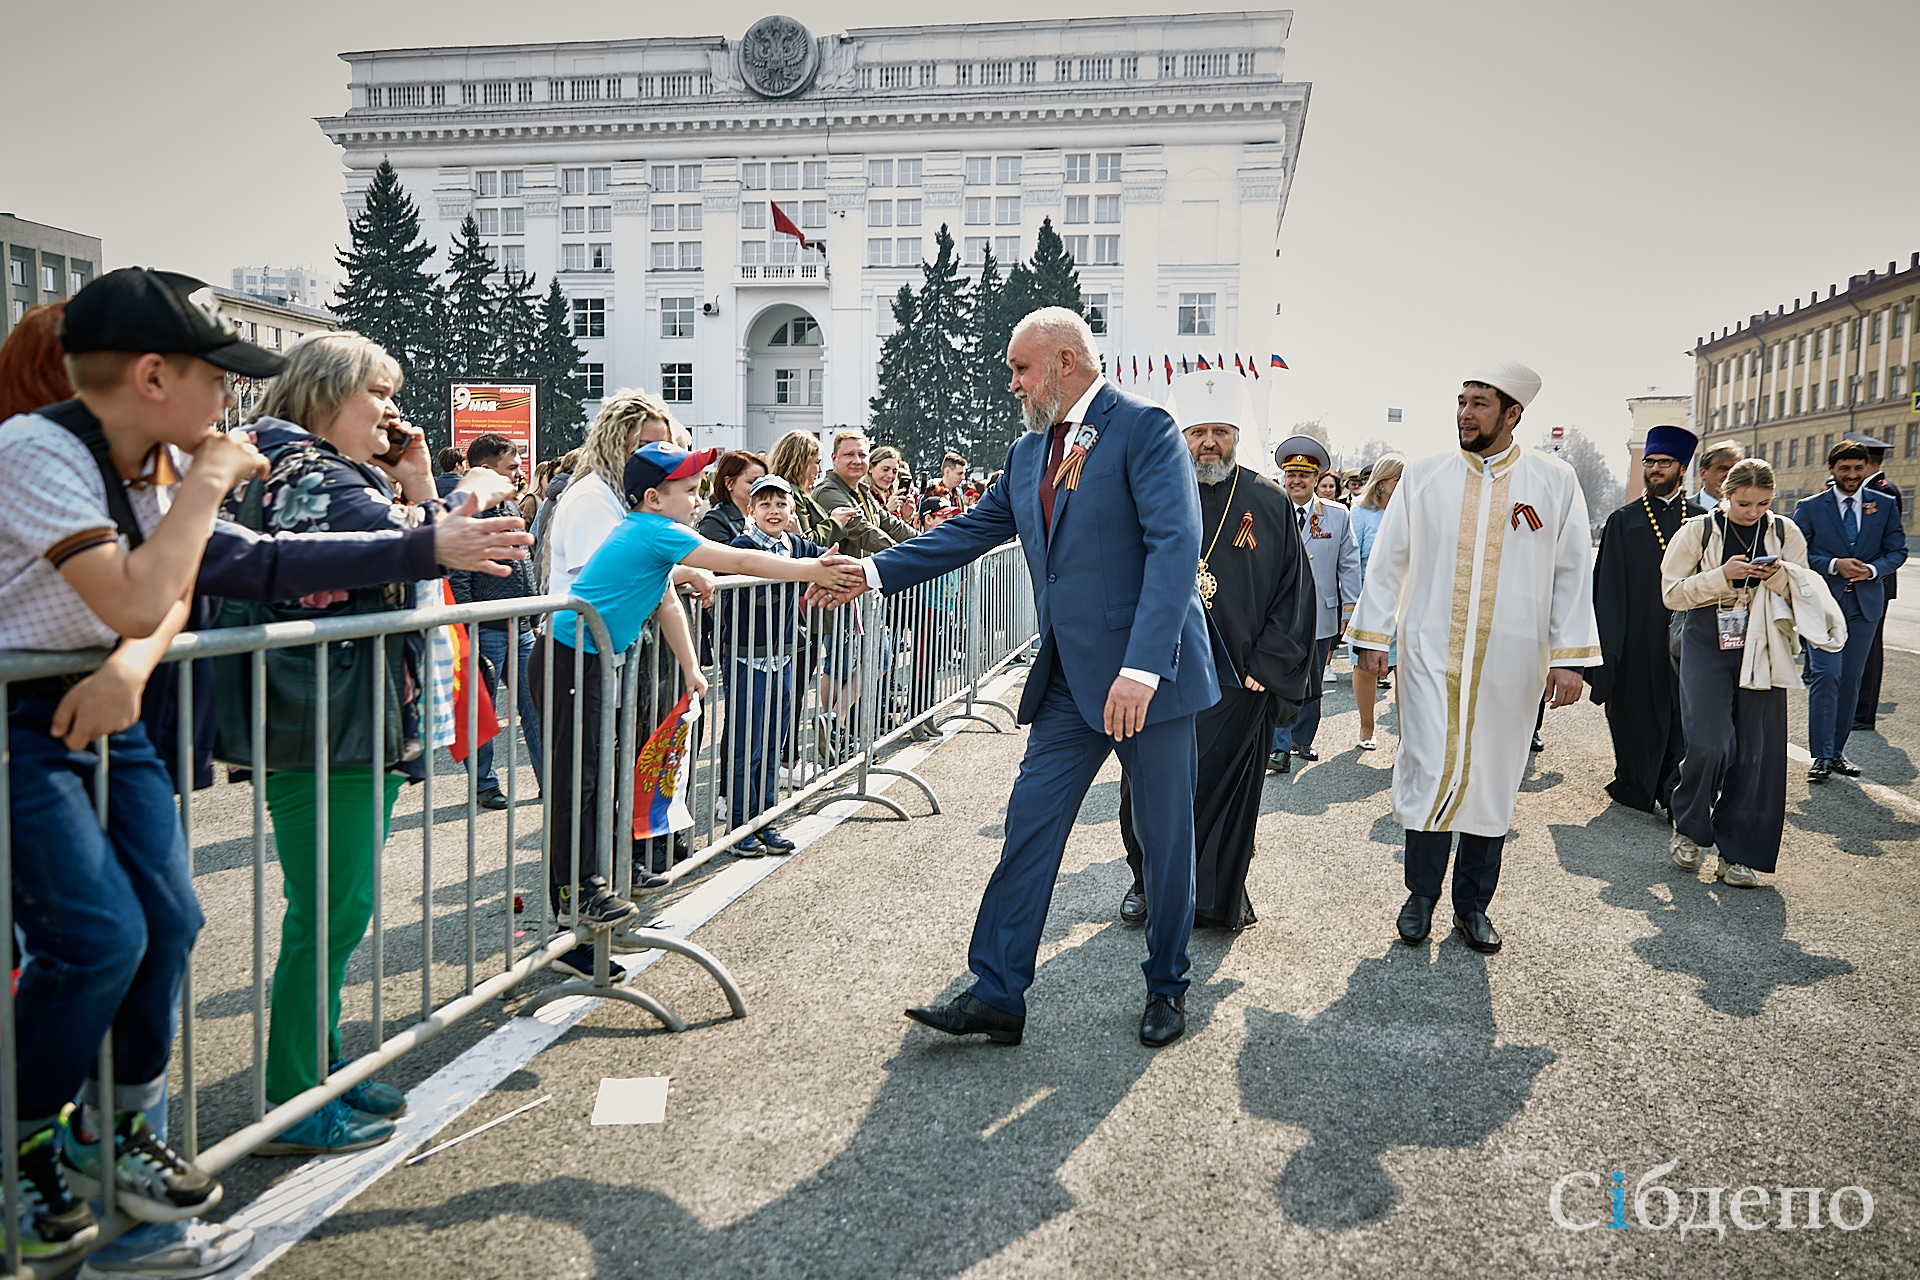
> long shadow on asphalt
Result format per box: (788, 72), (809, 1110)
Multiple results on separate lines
(1238, 942), (1554, 1230)
(1783, 787), (1920, 860)
(313, 862), (1242, 1279)
(1550, 819), (1854, 1017)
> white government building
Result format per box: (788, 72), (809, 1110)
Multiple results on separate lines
(318, 11), (1310, 457)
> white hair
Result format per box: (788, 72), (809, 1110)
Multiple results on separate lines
(1009, 306), (1099, 374)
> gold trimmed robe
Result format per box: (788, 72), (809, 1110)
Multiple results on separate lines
(1345, 442), (1600, 836)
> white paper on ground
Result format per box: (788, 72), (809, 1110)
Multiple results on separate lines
(591, 1077), (670, 1125)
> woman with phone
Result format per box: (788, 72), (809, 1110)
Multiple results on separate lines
(1658, 457), (1808, 886)
(230, 333), (480, 1156)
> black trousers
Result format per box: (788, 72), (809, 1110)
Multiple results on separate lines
(1404, 830), (1506, 915)
(528, 638), (608, 895)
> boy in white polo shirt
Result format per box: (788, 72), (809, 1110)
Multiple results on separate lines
(0, 268), (276, 1263)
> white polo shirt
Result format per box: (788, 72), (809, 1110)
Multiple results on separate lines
(0, 411), (182, 651)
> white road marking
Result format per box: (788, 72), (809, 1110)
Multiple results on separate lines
(1786, 741), (1920, 818)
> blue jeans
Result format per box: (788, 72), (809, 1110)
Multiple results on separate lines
(727, 661), (793, 827)
(6, 697), (202, 1129)
(474, 625), (543, 793)
(1807, 599), (1875, 759)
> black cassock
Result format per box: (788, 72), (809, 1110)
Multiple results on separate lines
(1588, 492), (1705, 812)
(1121, 466), (1316, 928)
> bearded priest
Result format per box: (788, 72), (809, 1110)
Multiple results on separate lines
(1346, 361), (1600, 955)
(1117, 371), (1316, 931)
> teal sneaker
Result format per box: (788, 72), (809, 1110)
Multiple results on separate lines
(254, 1098), (394, 1157)
(329, 1061), (408, 1120)
(59, 1108), (221, 1223)
(18, 1114), (96, 1260)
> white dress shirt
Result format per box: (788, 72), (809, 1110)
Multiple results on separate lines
(861, 375), (1163, 690)
(1830, 487), (1877, 578)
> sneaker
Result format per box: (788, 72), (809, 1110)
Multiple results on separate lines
(552, 943), (628, 981)
(1358, 738), (1378, 751)
(1669, 830), (1704, 872)
(1721, 860), (1760, 888)
(78, 1220), (255, 1279)
(254, 1098), (394, 1157)
(61, 1110), (221, 1224)
(759, 825), (796, 853)
(734, 834), (769, 858)
(553, 875), (637, 926)
(17, 1117), (96, 1260)
(330, 1061), (407, 1120)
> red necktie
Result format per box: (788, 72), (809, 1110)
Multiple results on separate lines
(1040, 420), (1070, 533)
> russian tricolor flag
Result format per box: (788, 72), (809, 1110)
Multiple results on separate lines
(1270, 353), (1289, 371)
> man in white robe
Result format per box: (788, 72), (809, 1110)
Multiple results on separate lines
(1346, 361), (1600, 954)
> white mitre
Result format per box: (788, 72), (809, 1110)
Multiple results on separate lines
(1166, 368), (1255, 432)
(1462, 359), (1542, 409)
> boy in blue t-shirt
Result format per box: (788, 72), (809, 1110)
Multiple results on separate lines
(536, 443), (864, 923)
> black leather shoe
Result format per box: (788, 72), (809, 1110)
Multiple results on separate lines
(1140, 993), (1186, 1048)
(1269, 750), (1290, 774)
(476, 788), (509, 811)
(905, 993), (1024, 1045)
(1807, 758), (1832, 783)
(1852, 720), (1875, 733)
(1832, 756), (1862, 778)
(1293, 745), (1319, 762)
(1119, 886), (1147, 926)
(1454, 910), (1502, 953)
(1396, 893), (1436, 945)
(1530, 734), (1546, 753)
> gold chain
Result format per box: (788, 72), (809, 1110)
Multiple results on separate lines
(1195, 468), (1241, 609)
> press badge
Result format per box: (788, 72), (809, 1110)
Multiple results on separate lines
(1717, 604), (1748, 650)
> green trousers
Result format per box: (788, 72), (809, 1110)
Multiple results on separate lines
(264, 769), (401, 1105)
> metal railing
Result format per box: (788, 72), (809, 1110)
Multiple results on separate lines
(0, 539), (1034, 1276)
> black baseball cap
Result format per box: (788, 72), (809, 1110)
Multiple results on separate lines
(61, 267), (288, 378)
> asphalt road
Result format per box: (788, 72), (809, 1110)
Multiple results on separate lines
(171, 646), (1909, 1280)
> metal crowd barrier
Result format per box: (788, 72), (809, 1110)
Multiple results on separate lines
(0, 538), (1035, 1276)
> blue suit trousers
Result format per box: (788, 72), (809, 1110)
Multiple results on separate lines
(1807, 596), (1875, 759)
(968, 661), (1197, 1017)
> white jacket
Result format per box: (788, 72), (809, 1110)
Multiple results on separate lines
(1660, 511), (1845, 690)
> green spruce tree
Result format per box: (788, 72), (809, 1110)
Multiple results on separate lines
(1027, 217), (1083, 315)
(490, 267), (543, 379)
(532, 277), (588, 455)
(335, 159), (441, 433)
(442, 215), (499, 384)
(905, 225), (974, 473)
(869, 283), (922, 458)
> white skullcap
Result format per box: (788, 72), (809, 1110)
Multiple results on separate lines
(1166, 369), (1254, 434)
(1462, 359), (1542, 410)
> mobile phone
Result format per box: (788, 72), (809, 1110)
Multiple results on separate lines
(1748, 555), (1779, 567)
(373, 423), (410, 466)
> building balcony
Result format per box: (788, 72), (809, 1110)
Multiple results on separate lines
(735, 262), (826, 285)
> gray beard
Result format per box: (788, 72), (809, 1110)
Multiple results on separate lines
(1020, 369), (1066, 434)
(1194, 454), (1236, 486)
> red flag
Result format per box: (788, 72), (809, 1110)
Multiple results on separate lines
(442, 581), (499, 764)
(1163, 355), (1172, 383)
(771, 201), (814, 252)
(1234, 354), (1245, 375)
(1131, 355), (1138, 383)
(1197, 354), (1210, 370)
(1250, 354), (1260, 380)
(1270, 353), (1289, 370)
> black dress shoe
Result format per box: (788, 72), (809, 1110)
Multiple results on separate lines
(1832, 756), (1862, 778)
(476, 788), (510, 811)
(1852, 720), (1875, 733)
(1140, 993), (1186, 1048)
(1396, 893), (1437, 945)
(1807, 758), (1832, 783)
(905, 993), (1024, 1045)
(1119, 885), (1147, 926)
(1269, 750), (1290, 774)
(1293, 745), (1319, 762)
(1530, 734), (1546, 753)
(1454, 910), (1502, 954)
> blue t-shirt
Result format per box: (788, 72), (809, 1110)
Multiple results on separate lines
(552, 512), (704, 654)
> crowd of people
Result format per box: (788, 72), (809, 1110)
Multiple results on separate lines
(1, 269), (1906, 1271)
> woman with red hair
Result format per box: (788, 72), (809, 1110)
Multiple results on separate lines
(0, 304), (75, 420)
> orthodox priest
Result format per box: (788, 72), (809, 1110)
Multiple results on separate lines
(1347, 361), (1600, 955)
(1117, 371), (1316, 930)
(1588, 426), (1706, 815)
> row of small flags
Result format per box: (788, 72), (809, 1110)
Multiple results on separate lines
(1110, 354), (1291, 384)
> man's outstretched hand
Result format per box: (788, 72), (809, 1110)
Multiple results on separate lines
(806, 546), (869, 608)
(435, 490), (532, 577)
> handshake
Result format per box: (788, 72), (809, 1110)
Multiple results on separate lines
(804, 548), (872, 609)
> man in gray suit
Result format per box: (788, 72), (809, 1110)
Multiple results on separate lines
(1270, 435), (1363, 771)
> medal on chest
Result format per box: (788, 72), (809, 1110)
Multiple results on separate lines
(1195, 471), (1243, 609)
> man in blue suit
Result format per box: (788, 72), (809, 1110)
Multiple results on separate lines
(1795, 439), (1908, 782)
(856, 307), (1218, 1048)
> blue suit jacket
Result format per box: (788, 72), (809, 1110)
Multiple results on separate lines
(871, 381), (1220, 732)
(1793, 487), (1909, 622)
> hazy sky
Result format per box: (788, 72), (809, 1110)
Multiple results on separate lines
(7, 1), (1916, 468)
